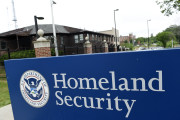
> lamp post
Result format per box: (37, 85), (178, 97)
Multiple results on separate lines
(50, 0), (59, 56)
(147, 19), (151, 49)
(114, 9), (119, 46)
(34, 16), (44, 37)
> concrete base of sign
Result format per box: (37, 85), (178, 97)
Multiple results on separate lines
(0, 104), (14, 120)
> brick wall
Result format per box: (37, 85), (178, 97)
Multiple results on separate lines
(84, 47), (92, 54)
(35, 47), (51, 57)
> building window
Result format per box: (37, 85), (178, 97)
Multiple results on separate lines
(99, 36), (101, 41)
(92, 34), (94, 41)
(103, 36), (106, 41)
(44, 35), (54, 46)
(101, 36), (103, 41)
(95, 35), (98, 40)
(60, 37), (64, 45)
(74, 35), (79, 43)
(107, 37), (109, 42)
(0, 41), (7, 50)
(79, 34), (84, 41)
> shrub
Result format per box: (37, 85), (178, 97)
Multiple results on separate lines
(167, 40), (178, 48)
(0, 50), (35, 65)
(51, 48), (64, 56)
(121, 43), (134, 51)
(0, 49), (64, 65)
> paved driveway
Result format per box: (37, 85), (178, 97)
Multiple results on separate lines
(0, 104), (14, 120)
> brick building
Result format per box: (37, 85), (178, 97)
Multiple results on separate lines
(0, 24), (116, 56)
(120, 33), (136, 43)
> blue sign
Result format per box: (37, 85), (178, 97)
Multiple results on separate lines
(5, 49), (180, 120)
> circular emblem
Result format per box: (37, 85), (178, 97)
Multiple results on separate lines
(20, 70), (49, 108)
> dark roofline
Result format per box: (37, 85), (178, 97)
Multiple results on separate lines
(0, 24), (114, 37)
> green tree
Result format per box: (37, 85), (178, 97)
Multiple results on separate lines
(156, 31), (176, 48)
(136, 37), (146, 44)
(156, 0), (180, 16)
(167, 39), (178, 47)
(121, 43), (134, 51)
(150, 35), (157, 44)
(164, 25), (180, 43)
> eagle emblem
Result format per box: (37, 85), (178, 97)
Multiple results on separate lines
(24, 78), (43, 100)
(20, 70), (49, 108)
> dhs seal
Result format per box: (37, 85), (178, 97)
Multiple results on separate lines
(20, 70), (49, 108)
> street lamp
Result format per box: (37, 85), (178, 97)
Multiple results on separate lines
(50, 0), (59, 56)
(147, 19), (151, 49)
(114, 9), (119, 46)
(34, 16), (44, 37)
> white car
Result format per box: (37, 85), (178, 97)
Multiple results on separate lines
(137, 47), (147, 51)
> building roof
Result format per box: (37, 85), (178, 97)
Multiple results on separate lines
(0, 24), (112, 37)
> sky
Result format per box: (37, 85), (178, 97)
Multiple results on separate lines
(0, 0), (180, 38)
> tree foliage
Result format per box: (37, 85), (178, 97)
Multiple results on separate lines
(136, 37), (146, 44)
(121, 42), (134, 50)
(156, 31), (176, 48)
(164, 25), (180, 43)
(156, 0), (180, 16)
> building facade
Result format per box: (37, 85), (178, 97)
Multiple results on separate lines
(0, 24), (116, 56)
(120, 33), (136, 43)
(100, 28), (120, 45)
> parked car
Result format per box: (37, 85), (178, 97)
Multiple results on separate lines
(137, 47), (147, 51)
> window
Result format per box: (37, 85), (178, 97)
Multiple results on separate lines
(44, 35), (54, 46)
(92, 34), (94, 40)
(99, 36), (101, 41)
(60, 37), (64, 45)
(74, 35), (79, 43)
(79, 34), (84, 41)
(107, 37), (109, 42)
(95, 35), (98, 40)
(103, 36), (106, 41)
(0, 41), (7, 50)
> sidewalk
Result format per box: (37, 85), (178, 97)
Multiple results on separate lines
(0, 104), (14, 120)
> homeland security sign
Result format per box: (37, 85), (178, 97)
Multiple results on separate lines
(5, 49), (180, 120)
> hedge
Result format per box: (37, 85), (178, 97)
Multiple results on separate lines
(0, 49), (64, 66)
(0, 50), (35, 65)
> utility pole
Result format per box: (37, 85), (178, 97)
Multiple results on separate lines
(114, 9), (119, 46)
(147, 19), (151, 49)
(12, 0), (18, 29)
(50, 0), (59, 56)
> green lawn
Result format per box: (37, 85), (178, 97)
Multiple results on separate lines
(0, 67), (11, 108)
(0, 80), (11, 108)
(0, 67), (5, 74)
(0, 69), (6, 81)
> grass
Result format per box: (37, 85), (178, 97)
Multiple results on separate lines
(0, 67), (5, 74)
(0, 80), (11, 108)
(0, 68), (6, 81)
(0, 67), (11, 108)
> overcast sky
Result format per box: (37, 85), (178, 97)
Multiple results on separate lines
(0, 0), (180, 37)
